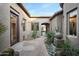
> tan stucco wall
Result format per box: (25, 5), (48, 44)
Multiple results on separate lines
(10, 3), (31, 41)
(0, 3), (31, 51)
(50, 14), (63, 33)
(63, 3), (79, 48)
(0, 3), (10, 51)
(57, 14), (63, 33)
(63, 3), (78, 40)
(50, 17), (57, 32)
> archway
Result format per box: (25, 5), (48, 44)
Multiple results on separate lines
(41, 23), (50, 36)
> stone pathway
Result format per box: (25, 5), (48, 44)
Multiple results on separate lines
(11, 36), (49, 56)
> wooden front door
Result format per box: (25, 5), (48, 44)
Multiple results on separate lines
(10, 12), (19, 46)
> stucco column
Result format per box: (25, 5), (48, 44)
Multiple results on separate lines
(77, 4), (79, 39)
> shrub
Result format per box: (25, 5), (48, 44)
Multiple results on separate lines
(0, 48), (14, 56)
(46, 31), (55, 44)
(32, 30), (37, 39)
(61, 38), (79, 56)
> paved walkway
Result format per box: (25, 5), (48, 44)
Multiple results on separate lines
(12, 36), (49, 56)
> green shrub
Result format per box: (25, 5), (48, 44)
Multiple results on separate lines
(61, 38), (79, 56)
(46, 31), (55, 44)
(1, 48), (14, 56)
(32, 30), (37, 39)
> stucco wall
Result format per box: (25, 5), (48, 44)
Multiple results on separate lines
(50, 17), (57, 32)
(57, 14), (63, 33)
(0, 3), (31, 51)
(50, 14), (63, 33)
(0, 3), (10, 51)
(63, 3), (79, 48)
(10, 3), (31, 41)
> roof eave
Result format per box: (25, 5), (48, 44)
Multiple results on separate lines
(60, 3), (64, 8)
(50, 10), (63, 21)
(17, 3), (31, 17)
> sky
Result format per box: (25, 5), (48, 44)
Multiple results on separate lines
(23, 3), (62, 16)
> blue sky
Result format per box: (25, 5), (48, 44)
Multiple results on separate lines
(23, 3), (62, 16)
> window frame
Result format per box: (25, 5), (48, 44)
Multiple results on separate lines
(22, 18), (26, 31)
(67, 8), (78, 37)
(31, 22), (39, 31)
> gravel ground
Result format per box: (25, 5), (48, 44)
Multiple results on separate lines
(45, 43), (56, 56)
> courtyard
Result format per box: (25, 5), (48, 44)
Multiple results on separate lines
(0, 3), (79, 56)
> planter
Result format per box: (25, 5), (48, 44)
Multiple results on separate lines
(54, 38), (64, 47)
(56, 48), (64, 56)
(55, 32), (62, 39)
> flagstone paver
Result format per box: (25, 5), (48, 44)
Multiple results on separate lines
(12, 36), (49, 56)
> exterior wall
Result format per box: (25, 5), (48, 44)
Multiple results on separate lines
(0, 3), (31, 51)
(57, 14), (63, 33)
(0, 3), (50, 51)
(10, 3), (31, 41)
(63, 3), (79, 47)
(31, 18), (50, 36)
(50, 17), (57, 32)
(0, 3), (10, 51)
(50, 14), (63, 33)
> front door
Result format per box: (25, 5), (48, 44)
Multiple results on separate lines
(10, 12), (19, 46)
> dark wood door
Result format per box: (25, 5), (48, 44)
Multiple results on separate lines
(10, 12), (19, 46)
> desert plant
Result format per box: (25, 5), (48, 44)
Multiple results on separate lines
(0, 48), (15, 56)
(61, 38), (79, 56)
(46, 31), (55, 44)
(32, 30), (37, 39)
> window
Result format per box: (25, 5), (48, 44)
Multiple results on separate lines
(67, 9), (77, 36)
(22, 19), (26, 31)
(31, 22), (39, 31)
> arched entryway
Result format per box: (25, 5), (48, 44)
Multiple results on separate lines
(41, 23), (50, 36)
